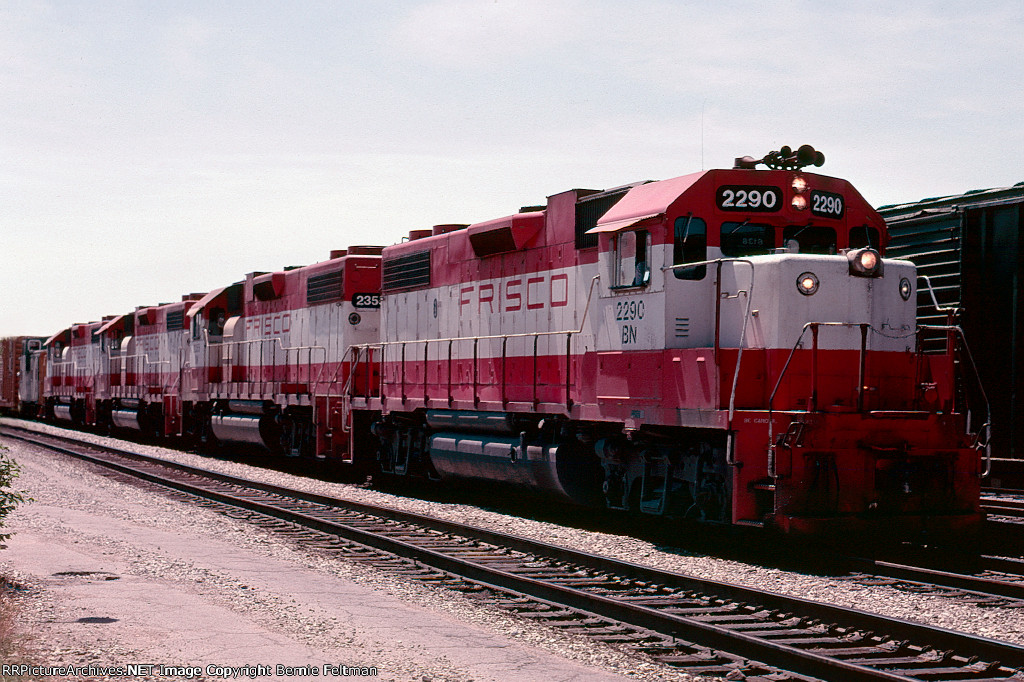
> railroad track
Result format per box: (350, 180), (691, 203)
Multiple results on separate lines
(982, 493), (1024, 519)
(5, 425), (1024, 682)
(840, 554), (1024, 607)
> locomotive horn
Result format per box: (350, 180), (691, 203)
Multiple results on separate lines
(796, 144), (826, 168)
(797, 145), (817, 166)
(753, 145), (826, 170)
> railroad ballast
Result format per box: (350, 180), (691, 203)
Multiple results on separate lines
(0, 146), (990, 537)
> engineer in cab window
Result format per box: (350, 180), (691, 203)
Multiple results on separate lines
(616, 230), (650, 287)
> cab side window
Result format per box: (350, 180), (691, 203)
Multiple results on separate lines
(673, 216), (707, 280)
(614, 230), (650, 288)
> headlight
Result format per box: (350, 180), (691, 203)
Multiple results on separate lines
(899, 277), (912, 300)
(848, 247), (883, 278)
(796, 272), (819, 295)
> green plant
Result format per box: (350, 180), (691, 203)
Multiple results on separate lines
(0, 445), (27, 549)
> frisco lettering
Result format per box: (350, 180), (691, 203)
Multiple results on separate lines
(459, 273), (569, 313)
(243, 312), (292, 336)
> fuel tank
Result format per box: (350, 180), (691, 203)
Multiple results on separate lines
(211, 414), (270, 447)
(111, 409), (141, 430)
(427, 432), (602, 506)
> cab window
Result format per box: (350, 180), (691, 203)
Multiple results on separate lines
(673, 216), (707, 280)
(782, 225), (837, 254)
(720, 222), (774, 257)
(614, 230), (649, 288)
(850, 225), (880, 250)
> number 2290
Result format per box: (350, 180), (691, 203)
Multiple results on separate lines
(615, 299), (645, 321)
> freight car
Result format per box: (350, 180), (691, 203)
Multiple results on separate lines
(0, 336), (45, 418)
(3, 147), (990, 537)
(881, 183), (1024, 464)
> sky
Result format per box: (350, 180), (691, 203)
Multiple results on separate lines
(2, 0), (1022, 336)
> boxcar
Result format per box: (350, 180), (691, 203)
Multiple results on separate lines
(881, 182), (1024, 464)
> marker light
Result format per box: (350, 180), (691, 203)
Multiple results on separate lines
(848, 247), (883, 278)
(797, 272), (819, 295)
(899, 277), (912, 300)
(792, 195), (808, 211)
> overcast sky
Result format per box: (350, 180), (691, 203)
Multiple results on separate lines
(2, 1), (1022, 336)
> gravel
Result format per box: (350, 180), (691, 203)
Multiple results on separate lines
(4, 417), (1024, 673)
(0, 419), (708, 681)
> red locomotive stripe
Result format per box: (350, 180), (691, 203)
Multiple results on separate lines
(374, 347), (953, 416)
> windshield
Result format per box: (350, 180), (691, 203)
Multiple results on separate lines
(720, 222), (774, 257)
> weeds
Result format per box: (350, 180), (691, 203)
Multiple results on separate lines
(0, 445), (34, 679)
(0, 444), (28, 549)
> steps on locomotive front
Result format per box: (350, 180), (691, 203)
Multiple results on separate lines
(746, 478), (775, 530)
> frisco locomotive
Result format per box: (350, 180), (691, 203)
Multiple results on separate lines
(0, 146), (989, 537)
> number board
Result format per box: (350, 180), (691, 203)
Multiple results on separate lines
(810, 190), (845, 218)
(716, 185), (782, 212)
(352, 293), (381, 308)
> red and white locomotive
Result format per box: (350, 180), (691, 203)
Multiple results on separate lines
(43, 321), (105, 425)
(1, 146), (988, 537)
(94, 296), (202, 437)
(177, 246), (382, 461)
(357, 146), (988, 536)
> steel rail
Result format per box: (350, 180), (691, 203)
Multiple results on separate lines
(844, 556), (1024, 603)
(981, 495), (1024, 518)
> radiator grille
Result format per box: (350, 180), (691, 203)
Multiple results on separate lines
(166, 310), (185, 331)
(307, 269), (344, 304)
(382, 251), (431, 292)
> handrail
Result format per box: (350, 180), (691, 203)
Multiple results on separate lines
(767, 322), (866, 478)
(918, 324), (992, 478)
(355, 275), (602, 350)
(203, 332), (329, 393)
(766, 322), (992, 480)
(343, 275), (602, 409)
(664, 258), (756, 465)
(336, 344), (378, 402)
(108, 345), (178, 394)
(918, 274), (960, 315)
